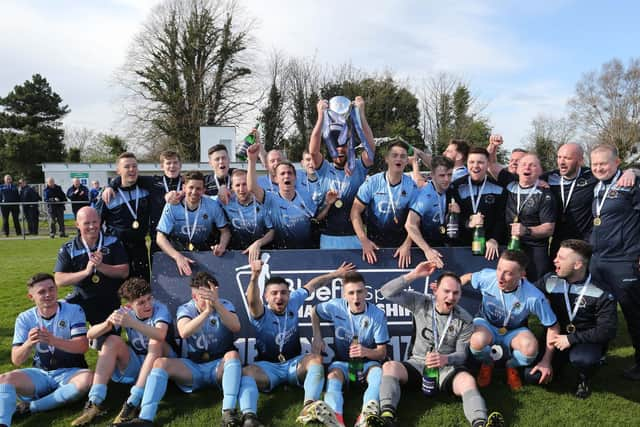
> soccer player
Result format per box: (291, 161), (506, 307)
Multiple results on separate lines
(541, 142), (636, 258)
(351, 141), (418, 267)
(532, 239), (616, 398)
(95, 152), (152, 281)
(247, 143), (323, 249)
(310, 270), (389, 427)
(405, 156), (457, 268)
(309, 97), (375, 249)
(113, 272), (243, 427)
(54, 207), (129, 326)
(71, 278), (176, 426)
(462, 250), (559, 391)
(224, 169), (275, 262)
(0, 273), (92, 425)
(450, 147), (506, 260)
(156, 171), (230, 276)
(504, 154), (556, 281)
(376, 262), (503, 427)
(588, 144), (640, 380)
(443, 139), (471, 181)
(204, 144), (234, 203)
(238, 260), (355, 426)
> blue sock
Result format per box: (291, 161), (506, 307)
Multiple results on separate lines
(239, 376), (259, 415)
(470, 345), (493, 363)
(0, 383), (17, 426)
(221, 358), (241, 412)
(88, 383), (107, 405)
(362, 366), (382, 409)
(127, 385), (144, 407)
(324, 378), (344, 414)
(303, 364), (325, 402)
(31, 382), (82, 412)
(139, 368), (169, 421)
(508, 350), (537, 368)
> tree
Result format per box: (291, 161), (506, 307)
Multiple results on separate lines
(569, 57), (640, 162)
(418, 73), (491, 155)
(525, 114), (575, 171)
(63, 127), (129, 163)
(118, 0), (254, 160)
(0, 74), (69, 181)
(258, 52), (287, 152)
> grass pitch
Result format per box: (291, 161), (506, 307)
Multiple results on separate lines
(1, 238), (639, 426)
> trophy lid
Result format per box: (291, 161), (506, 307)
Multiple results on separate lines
(329, 96), (351, 116)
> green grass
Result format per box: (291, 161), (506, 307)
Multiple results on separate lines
(1, 239), (639, 426)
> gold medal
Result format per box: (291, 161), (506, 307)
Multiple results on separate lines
(566, 323), (576, 334)
(498, 327), (507, 335)
(593, 217), (601, 226)
(188, 242), (195, 251)
(132, 220), (140, 230)
(439, 225), (446, 235)
(278, 353), (286, 363)
(91, 274), (100, 284)
(202, 352), (210, 361)
(334, 199), (343, 209)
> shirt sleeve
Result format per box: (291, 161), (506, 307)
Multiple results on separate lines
(538, 190), (557, 224)
(176, 303), (193, 321)
(156, 204), (174, 235)
(379, 275), (422, 313)
(447, 317), (473, 366)
(568, 291), (617, 346)
(153, 303), (172, 326)
(54, 245), (72, 273)
(288, 287), (310, 312)
(470, 269), (493, 291)
(315, 301), (335, 321)
(70, 305), (88, 337)
(373, 310), (390, 345)
(221, 299), (236, 313)
(355, 178), (373, 206)
(532, 295), (558, 327)
(12, 312), (30, 346)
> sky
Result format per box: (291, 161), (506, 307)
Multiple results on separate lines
(1, 0), (639, 151)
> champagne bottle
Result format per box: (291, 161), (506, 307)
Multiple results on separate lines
(446, 210), (459, 239)
(507, 235), (521, 251)
(472, 226), (486, 255)
(348, 336), (364, 383)
(236, 123), (260, 161)
(421, 347), (438, 396)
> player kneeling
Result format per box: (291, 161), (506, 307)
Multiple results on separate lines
(374, 262), (503, 427)
(0, 273), (93, 426)
(113, 272), (243, 427)
(72, 278), (177, 426)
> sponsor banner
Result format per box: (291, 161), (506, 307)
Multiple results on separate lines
(152, 248), (497, 362)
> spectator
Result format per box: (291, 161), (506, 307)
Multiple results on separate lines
(67, 178), (90, 218)
(43, 177), (67, 238)
(89, 180), (101, 207)
(18, 178), (41, 235)
(0, 174), (21, 237)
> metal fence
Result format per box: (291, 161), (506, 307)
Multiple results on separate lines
(0, 200), (90, 239)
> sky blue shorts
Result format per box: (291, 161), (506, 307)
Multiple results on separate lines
(111, 347), (145, 384)
(20, 367), (87, 400)
(254, 354), (305, 392)
(473, 317), (530, 350)
(176, 358), (223, 393)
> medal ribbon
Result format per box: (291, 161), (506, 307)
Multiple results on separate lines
(498, 281), (521, 329)
(468, 175), (487, 214)
(560, 169), (581, 213)
(81, 232), (103, 277)
(385, 172), (399, 221)
(432, 181), (447, 225)
(563, 275), (591, 324)
(515, 180), (539, 220)
(595, 170), (621, 218)
(117, 187), (140, 223)
(292, 191), (314, 218)
(213, 175), (230, 192)
(431, 297), (453, 352)
(275, 310), (289, 357)
(163, 176), (182, 193)
(183, 201), (201, 245)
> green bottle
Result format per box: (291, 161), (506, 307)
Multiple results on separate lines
(348, 336), (364, 383)
(472, 226), (486, 256)
(507, 235), (521, 251)
(236, 123), (260, 161)
(421, 347), (439, 396)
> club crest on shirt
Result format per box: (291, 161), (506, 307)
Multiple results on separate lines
(485, 195), (495, 204)
(607, 190), (618, 199)
(577, 178), (588, 187)
(58, 320), (66, 328)
(203, 214), (208, 219)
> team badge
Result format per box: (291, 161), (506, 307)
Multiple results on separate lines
(58, 320), (66, 328)
(362, 319), (369, 329)
(577, 178), (588, 187)
(485, 195), (495, 204)
(210, 318), (217, 326)
(203, 214), (208, 219)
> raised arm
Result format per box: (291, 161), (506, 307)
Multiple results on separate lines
(354, 96), (376, 167)
(246, 259), (265, 318)
(309, 99), (328, 169)
(247, 144), (265, 203)
(303, 262), (356, 294)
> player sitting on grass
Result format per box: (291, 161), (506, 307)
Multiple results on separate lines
(310, 270), (389, 427)
(0, 273), (93, 426)
(113, 271), (243, 427)
(72, 278), (177, 426)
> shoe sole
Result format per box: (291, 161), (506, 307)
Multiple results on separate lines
(72, 409), (107, 426)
